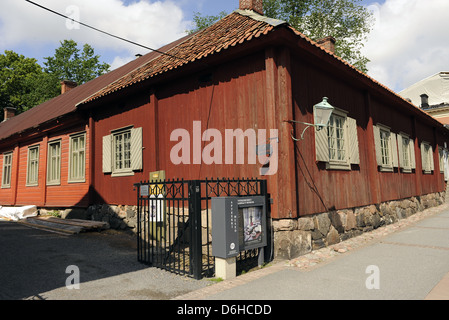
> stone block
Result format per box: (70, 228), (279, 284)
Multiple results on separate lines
(313, 212), (331, 237)
(297, 217), (314, 231)
(273, 219), (297, 231)
(274, 230), (312, 260)
(326, 225), (340, 245)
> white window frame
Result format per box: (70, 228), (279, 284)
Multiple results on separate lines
(68, 132), (86, 183)
(102, 126), (143, 177)
(374, 123), (398, 172)
(26, 145), (40, 186)
(113, 129), (132, 175)
(47, 140), (61, 185)
(315, 108), (359, 170)
(2, 152), (13, 188)
(421, 141), (434, 174)
(398, 132), (415, 173)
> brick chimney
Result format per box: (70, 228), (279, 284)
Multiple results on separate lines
(3, 106), (16, 121)
(239, 0), (264, 15)
(317, 36), (336, 54)
(61, 80), (77, 94)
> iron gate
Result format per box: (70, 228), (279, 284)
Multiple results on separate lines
(134, 178), (270, 279)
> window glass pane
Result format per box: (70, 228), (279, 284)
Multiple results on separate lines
(113, 130), (132, 172)
(380, 130), (390, 166)
(328, 114), (346, 162)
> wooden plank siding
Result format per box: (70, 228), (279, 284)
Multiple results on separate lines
(91, 51), (268, 206)
(290, 51), (447, 218)
(90, 44), (448, 219)
(0, 123), (90, 208)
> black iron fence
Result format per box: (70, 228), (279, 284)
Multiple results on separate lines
(134, 178), (270, 280)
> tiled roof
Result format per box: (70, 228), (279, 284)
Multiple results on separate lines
(78, 10), (284, 105)
(77, 9), (444, 130)
(0, 37), (186, 142)
(1, 8), (444, 143)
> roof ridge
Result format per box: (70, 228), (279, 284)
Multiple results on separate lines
(234, 9), (287, 27)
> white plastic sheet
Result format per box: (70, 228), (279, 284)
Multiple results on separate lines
(0, 205), (38, 221)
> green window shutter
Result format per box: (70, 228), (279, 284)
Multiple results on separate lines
(131, 127), (143, 171)
(420, 142), (426, 171)
(347, 117), (360, 165)
(391, 133), (398, 168)
(430, 146), (435, 171)
(373, 125), (382, 166)
(410, 139), (416, 169)
(315, 127), (329, 163)
(398, 135), (404, 169)
(103, 135), (112, 173)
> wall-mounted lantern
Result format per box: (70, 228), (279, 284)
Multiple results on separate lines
(284, 97), (334, 141)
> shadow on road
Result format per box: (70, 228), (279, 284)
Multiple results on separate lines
(0, 221), (145, 300)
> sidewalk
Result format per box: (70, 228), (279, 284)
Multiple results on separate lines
(175, 202), (449, 300)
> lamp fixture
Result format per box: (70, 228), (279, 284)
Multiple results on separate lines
(284, 97), (335, 141)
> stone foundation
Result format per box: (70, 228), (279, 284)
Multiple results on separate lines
(39, 204), (138, 232)
(38, 191), (446, 262)
(273, 192), (446, 260)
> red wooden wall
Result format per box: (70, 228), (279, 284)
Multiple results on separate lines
(0, 123), (90, 208)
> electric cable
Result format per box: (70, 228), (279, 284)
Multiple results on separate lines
(25, 0), (191, 63)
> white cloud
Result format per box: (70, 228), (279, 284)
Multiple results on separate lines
(0, 0), (189, 68)
(362, 0), (449, 92)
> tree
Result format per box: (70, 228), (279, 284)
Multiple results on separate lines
(0, 40), (110, 119)
(187, 0), (373, 72)
(0, 50), (43, 115)
(264, 0), (373, 72)
(187, 11), (228, 35)
(44, 39), (110, 85)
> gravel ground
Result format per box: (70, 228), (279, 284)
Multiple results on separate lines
(0, 222), (211, 300)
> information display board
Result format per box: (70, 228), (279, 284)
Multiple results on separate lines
(212, 196), (267, 259)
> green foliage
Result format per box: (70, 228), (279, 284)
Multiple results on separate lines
(44, 40), (110, 85)
(264, 0), (373, 73)
(0, 40), (110, 119)
(0, 50), (43, 115)
(186, 0), (373, 73)
(187, 11), (229, 35)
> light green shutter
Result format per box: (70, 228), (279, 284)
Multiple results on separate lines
(391, 133), (398, 168)
(398, 135), (404, 169)
(410, 139), (416, 169)
(420, 142), (426, 171)
(131, 127), (143, 171)
(347, 117), (360, 165)
(430, 145), (435, 171)
(103, 135), (112, 173)
(373, 125), (382, 166)
(315, 127), (329, 163)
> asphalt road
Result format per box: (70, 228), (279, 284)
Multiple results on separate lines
(0, 222), (210, 300)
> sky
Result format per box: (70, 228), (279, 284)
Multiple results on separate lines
(0, 0), (448, 93)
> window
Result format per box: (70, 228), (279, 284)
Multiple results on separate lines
(103, 126), (142, 176)
(328, 114), (346, 162)
(315, 108), (359, 170)
(2, 152), (13, 188)
(69, 133), (86, 183)
(114, 130), (131, 173)
(421, 141), (434, 174)
(47, 140), (61, 185)
(380, 128), (391, 167)
(27, 146), (39, 186)
(374, 124), (398, 172)
(398, 133), (415, 173)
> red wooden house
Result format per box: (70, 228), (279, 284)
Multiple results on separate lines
(0, 39), (182, 208)
(1, 0), (448, 258)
